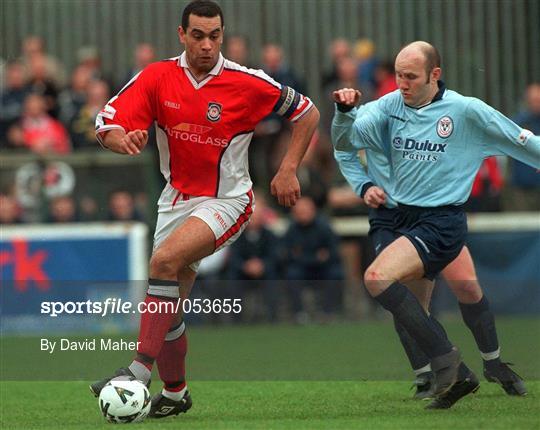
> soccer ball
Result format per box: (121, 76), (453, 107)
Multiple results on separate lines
(98, 377), (151, 424)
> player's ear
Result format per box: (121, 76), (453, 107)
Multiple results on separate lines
(178, 26), (187, 44)
(432, 67), (442, 81)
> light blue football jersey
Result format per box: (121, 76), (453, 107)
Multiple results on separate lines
(332, 105), (398, 208)
(333, 84), (540, 207)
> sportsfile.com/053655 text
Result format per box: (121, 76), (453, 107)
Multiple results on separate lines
(40, 298), (242, 317)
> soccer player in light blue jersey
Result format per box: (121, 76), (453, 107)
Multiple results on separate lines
(332, 41), (539, 409)
(333, 109), (527, 403)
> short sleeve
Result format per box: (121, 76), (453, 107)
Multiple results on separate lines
(95, 65), (158, 144)
(241, 69), (313, 127)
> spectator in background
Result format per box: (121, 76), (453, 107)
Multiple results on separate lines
(228, 195), (281, 322)
(7, 93), (70, 154)
(321, 56), (358, 130)
(353, 38), (379, 102)
(321, 38), (352, 90)
(282, 196), (344, 322)
(249, 44), (307, 187)
(123, 43), (156, 84)
(26, 54), (59, 118)
(261, 43), (306, 94)
(19, 36), (66, 88)
(77, 46), (102, 79)
(464, 157), (504, 212)
(374, 60), (398, 98)
(0, 61), (31, 145)
(333, 56), (358, 89)
(79, 195), (100, 221)
(296, 130), (330, 209)
(68, 79), (110, 149)
(58, 64), (92, 126)
(107, 189), (144, 222)
(505, 82), (540, 211)
(47, 195), (78, 223)
(0, 193), (23, 224)
(327, 178), (374, 320)
(77, 46), (114, 90)
(225, 35), (252, 67)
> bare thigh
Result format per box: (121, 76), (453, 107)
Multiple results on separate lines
(365, 236), (425, 296)
(150, 216), (216, 281)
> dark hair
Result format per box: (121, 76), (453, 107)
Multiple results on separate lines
(422, 44), (441, 75)
(181, 0), (224, 30)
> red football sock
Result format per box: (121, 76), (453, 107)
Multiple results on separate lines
(156, 323), (188, 387)
(136, 293), (178, 364)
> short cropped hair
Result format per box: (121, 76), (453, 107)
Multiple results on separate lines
(423, 45), (441, 75)
(181, 0), (224, 30)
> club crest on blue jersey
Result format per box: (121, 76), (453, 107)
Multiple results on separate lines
(392, 136), (403, 149)
(207, 102), (222, 122)
(436, 116), (453, 138)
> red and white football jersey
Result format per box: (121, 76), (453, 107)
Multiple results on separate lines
(96, 53), (313, 198)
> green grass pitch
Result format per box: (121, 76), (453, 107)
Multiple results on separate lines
(1, 318), (539, 429)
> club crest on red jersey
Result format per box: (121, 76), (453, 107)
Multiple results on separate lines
(436, 116), (453, 138)
(207, 102), (222, 122)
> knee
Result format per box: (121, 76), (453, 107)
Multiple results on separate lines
(150, 248), (185, 279)
(448, 280), (483, 303)
(364, 265), (386, 284)
(364, 265), (388, 296)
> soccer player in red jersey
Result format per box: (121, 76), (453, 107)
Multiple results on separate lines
(90, 0), (319, 418)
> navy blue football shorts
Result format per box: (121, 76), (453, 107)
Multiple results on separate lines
(394, 203), (467, 280)
(368, 206), (399, 256)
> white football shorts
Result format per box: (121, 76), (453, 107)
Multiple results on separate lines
(153, 183), (254, 272)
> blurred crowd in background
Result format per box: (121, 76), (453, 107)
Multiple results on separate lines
(1, 36), (539, 323)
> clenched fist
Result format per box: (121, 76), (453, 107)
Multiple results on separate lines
(332, 88), (362, 107)
(102, 129), (148, 155)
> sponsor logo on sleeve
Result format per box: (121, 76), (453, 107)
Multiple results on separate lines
(436, 116), (453, 138)
(100, 105), (116, 120)
(516, 129), (533, 146)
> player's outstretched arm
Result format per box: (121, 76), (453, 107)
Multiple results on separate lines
(331, 88), (363, 153)
(270, 106), (320, 207)
(101, 129), (148, 155)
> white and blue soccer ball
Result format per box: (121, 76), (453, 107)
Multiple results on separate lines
(98, 377), (151, 424)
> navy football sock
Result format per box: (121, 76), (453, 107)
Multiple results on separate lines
(374, 282), (453, 358)
(393, 318), (431, 372)
(429, 314), (472, 380)
(459, 296), (501, 364)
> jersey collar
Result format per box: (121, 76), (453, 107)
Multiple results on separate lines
(404, 80), (446, 109)
(178, 52), (225, 89)
(178, 52), (224, 76)
(432, 80), (446, 102)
